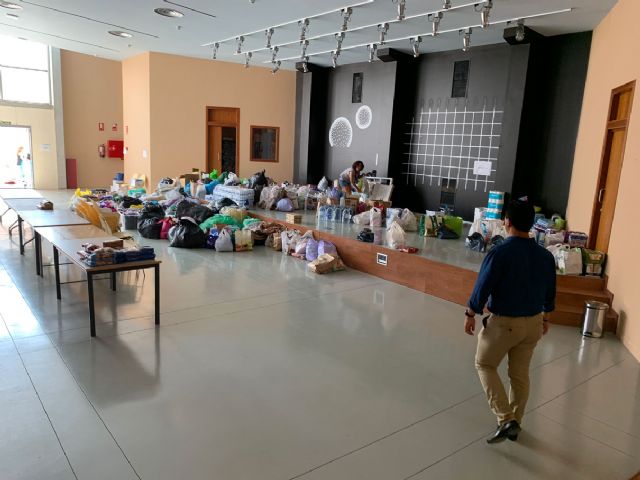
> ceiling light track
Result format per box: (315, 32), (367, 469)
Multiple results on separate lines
(0, 21), (120, 51)
(268, 7), (573, 63)
(19, 0), (158, 38)
(229, 1), (479, 56)
(202, 0), (374, 47)
(162, 0), (216, 19)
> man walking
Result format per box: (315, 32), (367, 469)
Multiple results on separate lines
(464, 198), (556, 444)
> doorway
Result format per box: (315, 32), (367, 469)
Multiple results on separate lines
(0, 125), (33, 188)
(206, 107), (239, 175)
(589, 80), (635, 252)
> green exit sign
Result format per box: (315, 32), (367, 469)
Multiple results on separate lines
(0, 121), (11, 126)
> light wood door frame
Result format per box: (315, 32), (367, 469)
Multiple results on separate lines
(589, 80), (635, 252)
(206, 107), (240, 174)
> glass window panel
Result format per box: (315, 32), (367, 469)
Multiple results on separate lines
(0, 36), (49, 70)
(1, 68), (50, 104)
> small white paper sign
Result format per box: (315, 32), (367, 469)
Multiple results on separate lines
(473, 160), (492, 176)
(142, 149), (148, 159)
(40, 144), (51, 152)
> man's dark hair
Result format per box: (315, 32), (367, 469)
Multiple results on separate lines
(505, 199), (535, 232)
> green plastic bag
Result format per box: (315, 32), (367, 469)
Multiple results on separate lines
(209, 169), (219, 180)
(199, 214), (241, 232)
(443, 215), (463, 237)
(243, 218), (262, 228)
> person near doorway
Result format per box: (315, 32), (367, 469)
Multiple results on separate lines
(16, 146), (25, 182)
(339, 161), (365, 194)
(464, 198), (556, 444)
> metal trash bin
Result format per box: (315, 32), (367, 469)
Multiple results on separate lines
(582, 301), (609, 338)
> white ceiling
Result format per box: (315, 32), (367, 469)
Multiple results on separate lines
(0, 0), (617, 69)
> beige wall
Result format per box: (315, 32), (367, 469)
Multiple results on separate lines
(0, 105), (60, 189)
(147, 52), (296, 186)
(122, 53), (152, 187)
(567, 0), (640, 359)
(61, 50), (124, 188)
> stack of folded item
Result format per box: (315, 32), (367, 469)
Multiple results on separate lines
(84, 247), (116, 267)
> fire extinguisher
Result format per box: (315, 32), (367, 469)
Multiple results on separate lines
(98, 144), (106, 158)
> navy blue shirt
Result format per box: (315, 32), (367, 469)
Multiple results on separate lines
(468, 236), (556, 317)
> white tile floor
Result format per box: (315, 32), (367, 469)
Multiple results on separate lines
(0, 205), (639, 480)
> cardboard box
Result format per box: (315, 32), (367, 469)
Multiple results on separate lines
(286, 213), (302, 224)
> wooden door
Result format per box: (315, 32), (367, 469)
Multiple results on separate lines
(206, 107), (239, 174)
(589, 81), (635, 252)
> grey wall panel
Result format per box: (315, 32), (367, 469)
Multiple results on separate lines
(325, 61), (397, 180)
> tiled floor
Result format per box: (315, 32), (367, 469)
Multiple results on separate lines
(0, 200), (639, 480)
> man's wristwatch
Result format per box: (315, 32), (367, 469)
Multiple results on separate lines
(465, 309), (476, 318)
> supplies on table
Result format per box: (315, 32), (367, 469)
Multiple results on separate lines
(37, 200), (53, 210)
(78, 243), (156, 267)
(308, 254), (346, 274)
(387, 221), (407, 249)
(548, 244), (583, 275)
(386, 208), (403, 226)
(424, 211), (444, 237)
(369, 207), (383, 227)
(317, 176), (330, 192)
(207, 184), (255, 208)
(276, 197), (295, 212)
(352, 210), (370, 225)
(169, 217), (207, 248)
(582, 249), (606, 276)
(286, 213), (302, 224)
(259, 185), (287, 210)
(467, 232), (486, 252)
(544, 229), (565, 247)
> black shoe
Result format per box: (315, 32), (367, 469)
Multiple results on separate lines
(487, 421), (521, 444)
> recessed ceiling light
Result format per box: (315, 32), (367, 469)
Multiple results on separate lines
(154, 7), (184, 18)
(0, 1), (23, 10)
(108, 30), (133, 38)
(6, 12), (19, 19)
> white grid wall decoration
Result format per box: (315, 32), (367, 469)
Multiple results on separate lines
(403, 100), (504, 192)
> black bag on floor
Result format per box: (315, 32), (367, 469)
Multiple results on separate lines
(138, 218), (162, 239)
(137, 203), (165, 239)
(169, 217), (206, 248)
(175, 200), (216, 224)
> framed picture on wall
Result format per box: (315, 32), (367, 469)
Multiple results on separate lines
(352, 72), (363, 103)
(250, 126), (279, 163)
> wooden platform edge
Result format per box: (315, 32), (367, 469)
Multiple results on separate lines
(250, 213), (618, 332)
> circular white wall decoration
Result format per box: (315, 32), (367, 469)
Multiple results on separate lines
(355, 105), (373, 129)
(329, 117), (353, 148)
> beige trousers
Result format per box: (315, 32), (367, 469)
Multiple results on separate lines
(475, 313), (544, 425)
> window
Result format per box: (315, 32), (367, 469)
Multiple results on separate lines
(0, 35), (51, 105)
(250, 126), (279, 163)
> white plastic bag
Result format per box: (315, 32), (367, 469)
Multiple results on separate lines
(215, 228), (234, 252)
(549, 245), (582, 275)
(195, 183), (207, 200)
(369, 207), (383, 227)
(317, 176), (329, 191)
(293, 231), (314, 259)
(398, 209), (418, 231)
(281, 230), (300, 255)
(387, 221), (407, 249)
(234, 230), (253, 251)
(353, 211), (370, 225)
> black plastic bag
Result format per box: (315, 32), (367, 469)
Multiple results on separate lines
(215, 198), (238, 209)
(437, 225), (460, 240)
(122, 196), (143, 209)
(249, 170), (267, 189)
(139, 203), (165, 221)
(138, 218), (162, 239)
(357, 228), (375, 243)
(175, 200), (215, 224)
(169, 217), (206, 248)
(489, 235), (505, 250)
(467, 232), (486, 252)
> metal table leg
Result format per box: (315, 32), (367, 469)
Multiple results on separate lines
(154, 264), (160, 326)
(88, 272), (96, 337)
(35, 231), (41, 276)
(110, 272), (116, 291)
(18, 215), (24, 255)
(53, 246), (61, 300)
